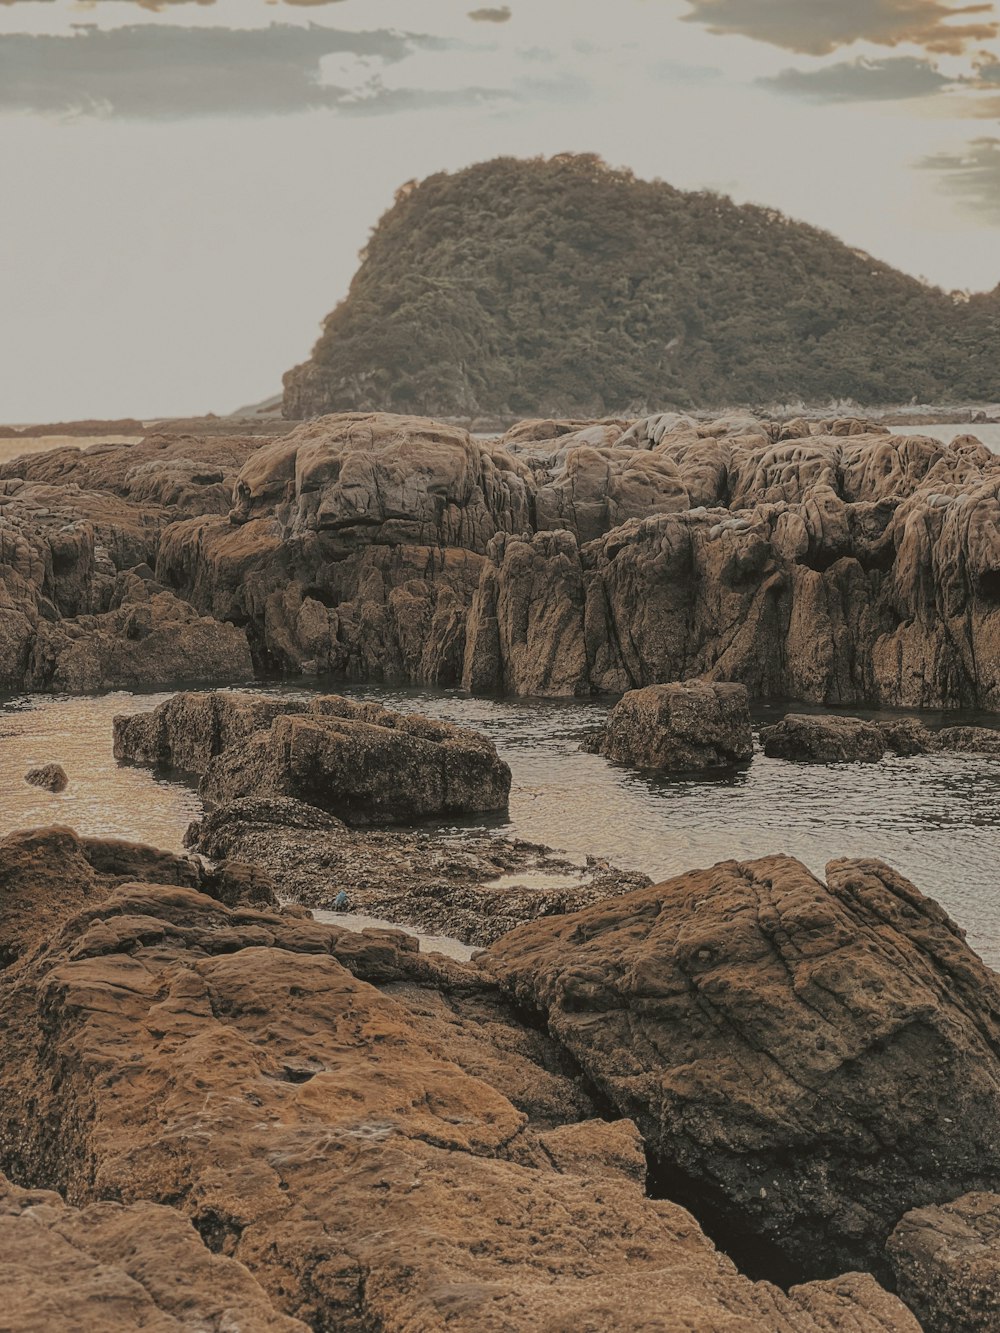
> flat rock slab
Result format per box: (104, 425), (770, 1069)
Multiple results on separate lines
(114, 690), (512, 823)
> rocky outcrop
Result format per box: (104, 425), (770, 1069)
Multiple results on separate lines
(0, 1174), (305, 1332)
(115, 690), (512, 822)
(761, 714), (1000, 762)
(0, 824), (274, 967)
(596, 681), (753, 771)
(0, 868), (918, 1331)
(760, 714), (888, 763)
(24, 763), (68, 793)
(146, 411), (1000, 711)
(888, 1193), (1000, 1332)
(186, 795), (650, 946)
(483, 854), (1000, 1280)
(6, 411), (1000, 711)
(0, 448), (254, 693)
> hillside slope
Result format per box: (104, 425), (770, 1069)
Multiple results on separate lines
(283, 155), (999, 418)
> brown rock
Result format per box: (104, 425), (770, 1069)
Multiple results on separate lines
(597, 681), (753, 771)
(0, 825), (274, 967)
(888, 1192), (1000, 1333)
(760, 713), (887, 762)
(0, 874), (917, 1331)
(483, 854), (1000, 1279)
(116, 690), (512, 822)
(0, 1173), (304, 1332)
(24, 763), (68, 793)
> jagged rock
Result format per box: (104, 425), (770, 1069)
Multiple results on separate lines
(596, 681), (753, 771)
(934, 725), (1000, 756)
(0, 1174), (304, 1332)
(229, 413), (533, 553)
(115, 690), (512, 822)
(0, 872), (918, 1331)
(760, 714), (888, 763)
(24, 763), (68, 793)
(0, 825), (274, 966)
(483, 854), (1000, 1279)
(888, 1193), (1000, 1333)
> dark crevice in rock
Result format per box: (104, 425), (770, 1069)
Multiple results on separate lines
(645, 1150), (812, 1290)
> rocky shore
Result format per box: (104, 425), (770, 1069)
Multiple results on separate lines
(2, 412), (1000, 1329)
(1, 808), (998, 1329)
(1, 410), (999, 710)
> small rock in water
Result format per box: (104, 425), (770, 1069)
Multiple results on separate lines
(24, 763), (68, 793)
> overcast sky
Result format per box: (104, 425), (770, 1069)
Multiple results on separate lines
(1, 0), (998, 421)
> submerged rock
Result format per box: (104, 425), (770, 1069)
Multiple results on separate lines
(0, 1173), (304, 1332)
(596, 681), (753, 771)
(888, 1193), (1000, 1333)
(23, 763), (68, 793)
(484, 853), (1000, 1280)
(115, 690), (512, 823)
(760, 713), (887, 763)
(0, 869), (918, 1331)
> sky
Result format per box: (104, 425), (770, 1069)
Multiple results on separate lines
(0, 0), (998, 422)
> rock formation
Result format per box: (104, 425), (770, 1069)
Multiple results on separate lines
(595, 681), (753, 771)
(0, 846), (919, 1331)
(114, 690), (512, 822)
(760, 713), (1000, 762)
(483, 854), (1000, 1281)
(5, 412), (1000, 712)
(888, 1193), (1000, 1332)
(139, 411), (1000, 711)
(24, 763), (68, 793)
(0, 824), (274, 966)
(760, 714), (888, 763)
(186, 795), (651, 946)
(0, 1174), (306, 1332)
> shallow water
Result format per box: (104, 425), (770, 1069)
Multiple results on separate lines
(1, 685), (998, 968)
(311, 908), (476, 963)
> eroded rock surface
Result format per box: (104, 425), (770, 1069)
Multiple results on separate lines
(484, 853), (1000, 1280)
(115, 690), (512, 822)
(0, 867), (918, 1332)
(888, 1192), (1000, 1333)
(596, 681), (753, 771)
(0, 824), (274, 966)
(0, 1173), (305, 1332)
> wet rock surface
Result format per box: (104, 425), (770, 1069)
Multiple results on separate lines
(888, 1192), (1000, 1333)
(483, 853), (1000, 1282)
(115, 689), (512, 822)
(186, 795), (651, 947)
(761, 714), (889, 763)
(0, 1173), (306, 1332)
(24, 763), (68, 793)
(0, 849), (919, 1332)
(596, 681), (753, 771)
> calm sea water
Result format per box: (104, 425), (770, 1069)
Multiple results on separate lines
(1, 686), (998, 969)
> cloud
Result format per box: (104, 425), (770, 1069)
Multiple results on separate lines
(0, 23), (476, 119)
(468, 6), (512, 20)
(682, 0), (999, 56)
(761, 55), (954, 100)
(919, 137), (1000, 220)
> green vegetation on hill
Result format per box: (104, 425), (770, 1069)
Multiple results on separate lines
(283, 154), (1000, 418)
